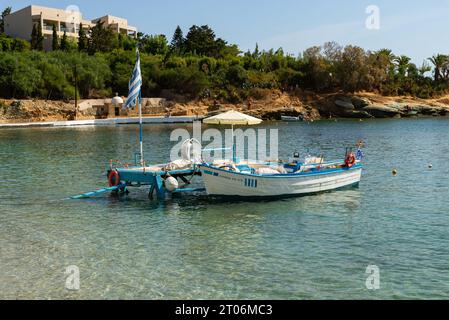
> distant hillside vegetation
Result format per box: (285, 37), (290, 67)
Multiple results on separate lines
(1, 6), (448, 102)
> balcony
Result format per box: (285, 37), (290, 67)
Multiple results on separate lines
(60, 26), (76, 34)
(43, 25), (53, 31)
(60, 23), (76, 34)
(42, 20), (58, 32)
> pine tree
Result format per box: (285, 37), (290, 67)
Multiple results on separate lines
(78, 23), (87, 51)
(36, 23), (44, 51)
(30, 24), (37, 49)
(0, 7), (12, 34)
(52, 24), (59, 50)
(170, 25), (184, 55)
(253, 43), (260, 58)
(118, 33), (124, 49)
(88, 21), (116, 54)
(60, 30), (68, 51)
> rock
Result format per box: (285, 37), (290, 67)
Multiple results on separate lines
(351, 97), (371, 109)
(335, 99), (355, 110)
(343, 110), (374, 119)
(363, 105), (402, 118)
(419, 105), (439, 115)
(208, 104), (221, 112)
(387, 103), (405, 110)
(172, 110), (188, 116)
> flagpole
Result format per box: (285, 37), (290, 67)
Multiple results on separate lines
(138, 89), (144, 166)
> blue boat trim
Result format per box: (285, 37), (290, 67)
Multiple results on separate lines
(208, 181), (361, 200)
(70, 184), (127, 199)
(200, 163), (363, 179)
(172, 188), (206, 193)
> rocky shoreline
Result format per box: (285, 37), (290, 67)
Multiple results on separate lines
(1, 90), (449, 124)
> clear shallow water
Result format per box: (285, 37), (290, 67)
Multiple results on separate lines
(0, 119), (448, 299)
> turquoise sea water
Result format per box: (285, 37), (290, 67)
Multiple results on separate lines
(0, 119), (448, 299)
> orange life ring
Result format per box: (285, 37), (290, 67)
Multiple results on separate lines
(345, 153), (356, 168)
(108, 170), (121, 187)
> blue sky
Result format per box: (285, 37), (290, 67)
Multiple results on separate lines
(2, 0), (449, 64)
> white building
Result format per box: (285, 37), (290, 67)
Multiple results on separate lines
(4, 5), (138, 50)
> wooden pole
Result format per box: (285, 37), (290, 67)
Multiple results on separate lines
(74, 64), (78, 120)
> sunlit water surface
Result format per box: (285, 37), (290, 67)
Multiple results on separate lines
(0, 119), (448, 299)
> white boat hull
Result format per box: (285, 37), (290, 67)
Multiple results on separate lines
(199, 165), (362, 197)
(281, 116), (302, 121)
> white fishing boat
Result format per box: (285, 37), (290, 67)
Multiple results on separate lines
(201, 110), (363, 198)
(281, 115), (303, 121)
(199, 155), (362, 198)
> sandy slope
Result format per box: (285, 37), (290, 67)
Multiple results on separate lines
(1, 90), (449, 123)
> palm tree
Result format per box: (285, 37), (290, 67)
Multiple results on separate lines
(428, 54), (448, 82)
(394, 55), (411, 78)
(376, 49), (396, 79)
(418, 61), (432, 77)
(377, 48), (395, 64)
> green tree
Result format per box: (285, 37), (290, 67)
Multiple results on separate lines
(375, 48), (396, 81)
(37, 23), (44, 51)
(0, 7), (12, 34)
(301, 46), (331, 91)
(0, 52), (41, 97)
(428, 54), (449, 82)
(184, 25), (226, 57)
(225, 65), (248, 87)
(52, 24), (59, 51)
(140, 34), (168, 55)
(169, 26), (184, 55)
(394, 55), (411, 78)
(60, 31), (68, 51)
(253, 43), (260, 58)
(37, 60), (72, 99)
(30, 23), (44, 51)
(30, 24), (37, 49)
(418, 61), (432, 77)
(336, 45), (369, 92)
(88, 21), (118, 54)
(11, 38), (30, 51)
(78, 23), (88, 52)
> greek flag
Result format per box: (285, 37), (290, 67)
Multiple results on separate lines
(356, 148), (365, 160)
(124, 49), (142, 109)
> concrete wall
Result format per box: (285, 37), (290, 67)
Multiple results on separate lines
(4, 6), (33, 41)
(92, 15), (137, 36)
(30, 5), (83, 24)
(78, 98), (168, 118)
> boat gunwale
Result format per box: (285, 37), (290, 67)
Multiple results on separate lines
(199, 163), (363, 179)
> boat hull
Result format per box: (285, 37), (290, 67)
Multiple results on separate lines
(281, 116), (302, 121)
(199, 165), (362, 197)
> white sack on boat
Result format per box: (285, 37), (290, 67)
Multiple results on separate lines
(256, 167), (281, 175)
(164, 159), (192, 171)
(277, 166), (288, 174)
(212, 159), (234, 167)
(305, 157), (324, 164)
